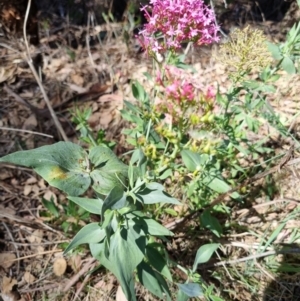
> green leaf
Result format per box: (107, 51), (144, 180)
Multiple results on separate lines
(89, 241), (137, 301)
(132, 81), (148, 103)
(146, 245), (172, 281)
(136, 183), (181, 205)
(42, 197), (59, 217)
(99, 227), (145, 301)
(0, 142), (91, 196)
(123, 100), (142, 114)
(200, 211), (223, 237)
(89, 146), (129, 195)
(177, 283), (203, 297)
(193, 243), (219, 272)
(137, 261), (171, 300)
(164, 208), (178, 217)
(204, 175), (231, 194)
(282, 56), (296, 74)
(180, 150), (202, 172)
(176, 289), (189, 301)
(267, 42), (282, 60)
(64, 223), (106, 254)
(137, 262), (163, 297)
(129, 215), (173, 236)
(101, 186), (126, 220)
(68, 196), (103, 214)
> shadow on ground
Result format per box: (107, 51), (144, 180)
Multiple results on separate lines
(263, 245), (300, 301)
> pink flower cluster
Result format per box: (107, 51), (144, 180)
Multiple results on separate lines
(154, 65), (217, 126)
(139, 0), (220, 53)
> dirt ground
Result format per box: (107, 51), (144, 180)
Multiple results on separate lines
(1, 1), (300, 300)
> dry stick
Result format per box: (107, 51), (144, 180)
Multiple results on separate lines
(23, 0), (68, 141)
(63, 258), (96, 293)
(4, 249), (63, 263)
(203, 247), (300, 268)
(0, 126), (54, 138)
(72, 261), (97, 301)
(2, 222), (20, 275)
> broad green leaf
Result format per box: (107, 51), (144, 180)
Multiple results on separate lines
(282, 56), (296, 74)
(267, 42), (282, 60)
(0, 142), (90, 196)
(89, 146), (129, 195)
(110, 228), (145, 300)
(180, 150), (202, 172)
(68, 196), (103, 214)
(64, 223), (105, 254)
(101, 186), (126, 220)
(176, 289), (189, 301)
(129, 215), (173, 236)
(203, 174), (231, 194)
(143, 218), (173, 236)
(158, 168), (172, 180)
(137, 261), (164, 298)
(132, 81), (147, 103)
(200, 211), (223, 237)
(136, 184), (181, 205)
(193, 243), (220, 272)
(90, 241), (137, 301)
(146, 245), (172, 281)
(137, 261), (171, 300)
(177, 283), (203, 297)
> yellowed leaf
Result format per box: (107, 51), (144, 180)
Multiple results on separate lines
(53, 257), (67, 276)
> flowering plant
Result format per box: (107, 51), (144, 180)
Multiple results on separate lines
(138, 0), (220, 55)
(2, 0), (299, 300)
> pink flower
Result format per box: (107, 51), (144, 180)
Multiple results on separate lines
(138, 0), (220, 54)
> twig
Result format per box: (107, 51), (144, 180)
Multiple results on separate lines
(4, 249), (63, 262)
(63, 258), (96, 293)
(203, 247), (300, 268)
(72, 261), (96, 301)
(0, 238), (69, 246)
(2, 222), (20, 274)
(0, 126), (54, 138)
(23, 0), (68, 141)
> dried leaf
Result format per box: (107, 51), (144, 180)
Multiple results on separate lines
(71, 73), (84, 86)
(0, 253), (16, 269)
(26, 229), (43, 244)
(68, 254), (82, 273)
(53, 257), (67, 276)
(23, 184), (32, 196)
(23, 272), (36, 284)
(1, 276), (17, 294)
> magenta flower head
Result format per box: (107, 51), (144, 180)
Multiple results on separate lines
(138, 0), (220, 54)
